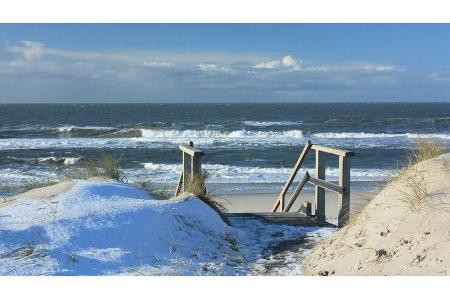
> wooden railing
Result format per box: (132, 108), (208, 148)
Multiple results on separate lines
(174, 141), (204, 196)
(272, 141), (353, 227)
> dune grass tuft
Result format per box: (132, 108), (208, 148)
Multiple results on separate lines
(184, 171), (229, 222)
(81, 156), (100, 177)
(99, 154), (126, 181)
(77, 154), (126, 181)
(391, 138), (448, 211)
(136, 180), (173, 199)
(407, 138), (448, 165)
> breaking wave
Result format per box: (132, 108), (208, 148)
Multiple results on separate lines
(139, 129), (304, 139)
(140, 162), (393, 183)
(38, 156), (81, 165)
(243, 121), (303, 127)
(313, 132), (450, 139)
(57, 126), (116, 132)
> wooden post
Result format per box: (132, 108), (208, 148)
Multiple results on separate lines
(191, 153), (201, 179)
(315, 150), (326, 222)
(299, 201), (312, 216)
(175, 171), (183, 196)
(338, 156), (351, 227)
(182, 151), (191, 191)
(178, 141), (204, 194)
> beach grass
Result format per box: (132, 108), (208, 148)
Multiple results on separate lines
(391, 138), (448, 210)
(76, 154), (126, 181)
(184, 171), (229, 222)
(99, 154), (126, 181)
(408, 138), (448, 165)
(135, 179), (173, 199)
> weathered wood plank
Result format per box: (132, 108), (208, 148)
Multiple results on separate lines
(179, 144), (204, 156)
(311, 144), (353, 157)
(191, 153), (202, 178)
(309, 176), (344, 194)
(272, 141), (312, 212)
(283, 171), (310, 212)
(182, 151), (191, 191)
(315, 149), (326, 222)
(338, 156), (351, 227)
(174, 171), (183, 196)
(225, 212), (334, 227)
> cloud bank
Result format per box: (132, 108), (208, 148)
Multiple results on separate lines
(0, 40), (447, 102)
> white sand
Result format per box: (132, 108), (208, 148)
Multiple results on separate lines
(302, 153), (450, 275)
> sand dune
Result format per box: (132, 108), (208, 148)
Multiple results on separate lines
(302, 153), (450, 275)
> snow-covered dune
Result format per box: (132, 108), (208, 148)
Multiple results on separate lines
(0, 180), (335, 275)
(0, 180), (239, 275)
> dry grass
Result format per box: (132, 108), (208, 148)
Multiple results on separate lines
(136, 180), (173, 200)
(396, 165), (431, 210)
(76, 154), (126, 181)
(99, 155), (126, 181)
(391, 138), (448, 211)
(408, 138), (448, 164)
(184, 171), (208, 197)
(184, 171), (229, 223)
(81, 156), (99, 177)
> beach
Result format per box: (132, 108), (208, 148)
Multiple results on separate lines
(0, 103), (449, 276)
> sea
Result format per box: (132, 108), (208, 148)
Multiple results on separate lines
(1, 103), (449, 194)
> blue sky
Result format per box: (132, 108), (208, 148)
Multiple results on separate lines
(0, 24), (449, 103)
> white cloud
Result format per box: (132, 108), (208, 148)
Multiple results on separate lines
(2, 39), (418, 102)
(304, 62), (403, 73)
(429, 71), (450, 82)
(197, 63), (231, 72)
(281, 55), (300, 71)
(8, 41), (45, 60)
(198, 63), (218, 71)
(253, 60), (280, 69)
(254, 55), (300, 71)
(361, 63), (403, 72)
(142, 61), (174, 68)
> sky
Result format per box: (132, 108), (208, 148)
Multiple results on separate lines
(0, 24), (449, 103)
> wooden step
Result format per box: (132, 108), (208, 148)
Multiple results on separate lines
(225, 212), (335, 227)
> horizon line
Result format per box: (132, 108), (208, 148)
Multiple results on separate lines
(1, 100), (450, 105)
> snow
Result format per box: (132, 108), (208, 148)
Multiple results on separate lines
(0, 180), (336, 275)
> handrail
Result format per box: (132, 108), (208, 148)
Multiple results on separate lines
(179, 144), (204, 156)
(272, 141), (312, 212)
(308, 176), (344, 194)
(272, 140), (352, 227)
(311, 144), (353, 157)
(283, 172), (310, 212)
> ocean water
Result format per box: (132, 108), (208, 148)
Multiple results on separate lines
(1, 103), (449, 194)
